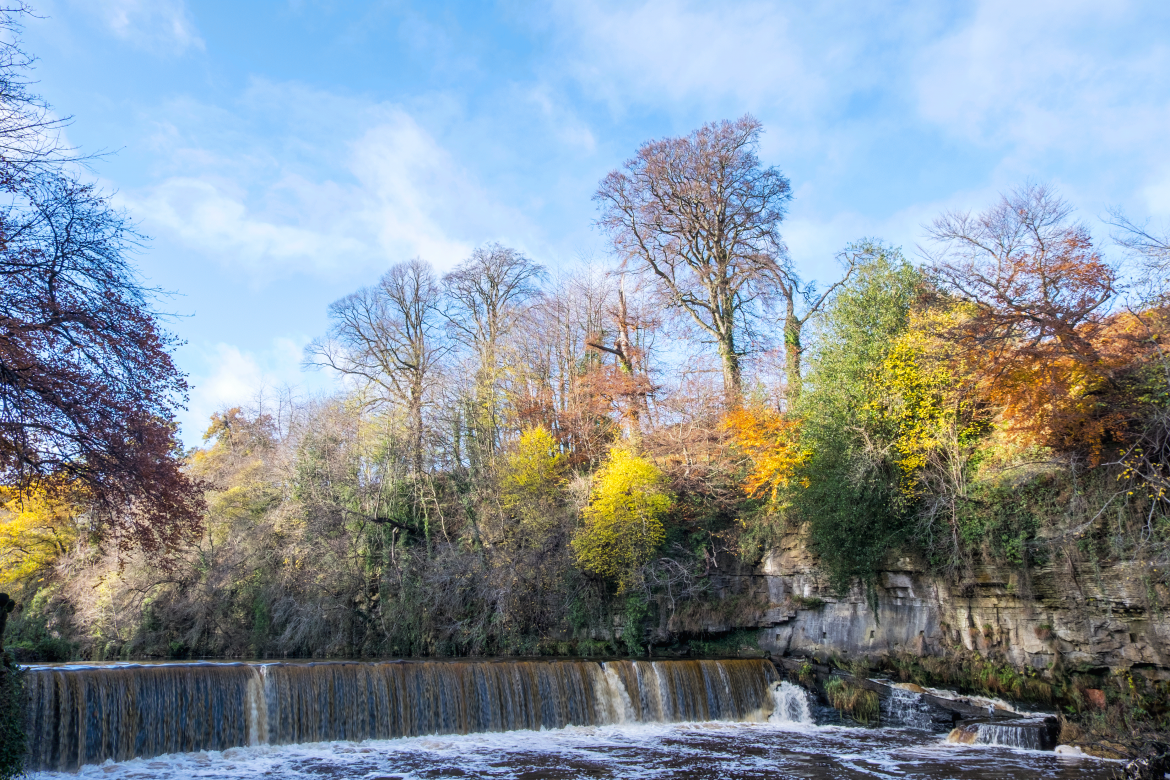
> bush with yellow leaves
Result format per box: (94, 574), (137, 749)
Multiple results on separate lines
(572, 446), (671, 593)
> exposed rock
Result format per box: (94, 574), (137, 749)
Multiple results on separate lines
(947, 724), (979, 744)
(1116, 749), (1170, 780)
(692, 530), (1169, 679)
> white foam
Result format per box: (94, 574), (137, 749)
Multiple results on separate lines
(769, 681), (813, 725)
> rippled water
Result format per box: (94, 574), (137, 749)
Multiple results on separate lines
(29, 720), (1114, 780)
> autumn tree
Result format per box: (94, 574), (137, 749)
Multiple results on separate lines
(0, 6), (202, 552)
(498, 426), (565, 546)
(586, 275), (658, 433)
(443, 244), (545, 462)
(595, 115), (793, 404)
(724, 405), (805, 509)
(923, 184), (1130, 457)
(572, 446), (671, 593)
(0, 486), (81, 587)
(307, 259), (445, 477)
(509, 270), (621, 465)
(1105, 211), (1170, 506)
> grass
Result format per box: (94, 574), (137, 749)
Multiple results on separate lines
(823, 676), (880, 726)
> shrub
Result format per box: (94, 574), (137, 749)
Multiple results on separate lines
(823, 676), (880, 726)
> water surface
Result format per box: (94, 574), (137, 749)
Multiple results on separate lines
(30, 720), (1114, 780)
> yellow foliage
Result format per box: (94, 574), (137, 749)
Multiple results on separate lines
(0, 487), (82, 587)
(572, 446), (671, 592)
(723, 406), (806, 507)
(877, 305), (987, 498)
(499, 427), (566, 543)
(501, 427), (564, 509)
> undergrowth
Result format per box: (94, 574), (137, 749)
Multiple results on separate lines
(823, 676), (880, 726)
(0, 657), (25, 780)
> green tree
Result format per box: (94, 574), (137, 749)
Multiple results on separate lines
(572, 446), (671, 593)
(793, 242), (922, 595)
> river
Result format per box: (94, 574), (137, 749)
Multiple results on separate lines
(22, 658), (1116, 779)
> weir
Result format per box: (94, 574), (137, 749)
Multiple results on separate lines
(24, 658), (780, 771)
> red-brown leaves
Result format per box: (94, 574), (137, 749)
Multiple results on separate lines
(1, 151), (204, 553)
(925, 184), (1166, 462)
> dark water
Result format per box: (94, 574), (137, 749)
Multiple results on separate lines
(30, 721), (1115, 779)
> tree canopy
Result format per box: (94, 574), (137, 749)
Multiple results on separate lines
(0, 6), (201, 552)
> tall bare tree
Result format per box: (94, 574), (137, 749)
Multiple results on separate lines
(442, 244), (545, 460)
(1107, 209), (1170, 304)
(586, 275), (658, 431)
(307, 259), (444, 477)
(594, 115), (792, 403)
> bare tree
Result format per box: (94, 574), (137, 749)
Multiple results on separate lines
(1107, 209), (1169, 303)
(775, 248), (861, 400)
(595, 115), (792, 404)
(923, 183), (1118, 367)
(586, 274), (658, 432)
(442, 244), (545, 458)
(306, 259), (445, 477)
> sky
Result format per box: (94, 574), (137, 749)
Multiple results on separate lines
(16, 0), (1170, 446)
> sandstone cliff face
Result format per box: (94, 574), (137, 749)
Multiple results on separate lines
(696, 532), (1170, 680)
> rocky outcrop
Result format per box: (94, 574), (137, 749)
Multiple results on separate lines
(692, 531), (1170, 679)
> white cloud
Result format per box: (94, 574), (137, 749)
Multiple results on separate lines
(915, 0), (1170, 154)
(127, 99), (535, 277)
(131, 177), (368, 274)
(527, 87), (596, 152)
(553, 0), (822, 112)
(78, 0), (204, 55)
(181, 338), (321, 445)
(348, 111), (520, 269)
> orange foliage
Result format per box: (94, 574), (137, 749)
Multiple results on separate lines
(928, 185), (1169, 461)
(723, 406), (806, 506)
(971, 308), (1167, 461)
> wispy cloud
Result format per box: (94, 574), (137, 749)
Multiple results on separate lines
(180, 337), (315, 443)
(914, 0), (1170, 155)
(552, 0), (822, 112)
(126, 87), (537, 278)
(77, 0), (204, 55)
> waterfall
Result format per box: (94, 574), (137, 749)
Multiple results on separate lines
(768, 681), (812, 725)
(24, 658), (779, 771)
(884, 686), (935, 731)
(973, 721), (1046, 750)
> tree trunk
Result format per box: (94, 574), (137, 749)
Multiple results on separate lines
(784, 296), (803, 402)
(718, 331), (742, 406)
(410, 383), (424, 479)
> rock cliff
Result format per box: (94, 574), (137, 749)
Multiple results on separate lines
(689, 531), (1170, 680)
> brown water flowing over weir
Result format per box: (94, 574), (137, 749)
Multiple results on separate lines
(24, 658), (779, 771)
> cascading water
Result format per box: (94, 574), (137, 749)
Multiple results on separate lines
(768, 681), (812, 725)
(973, 721), (1050, 750)
(24, 658), (780, 771)
(947, 718), (1059, 751)
(884, 686), (935, 731)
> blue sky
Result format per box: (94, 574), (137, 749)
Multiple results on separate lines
(18, 0), (1170, 445)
